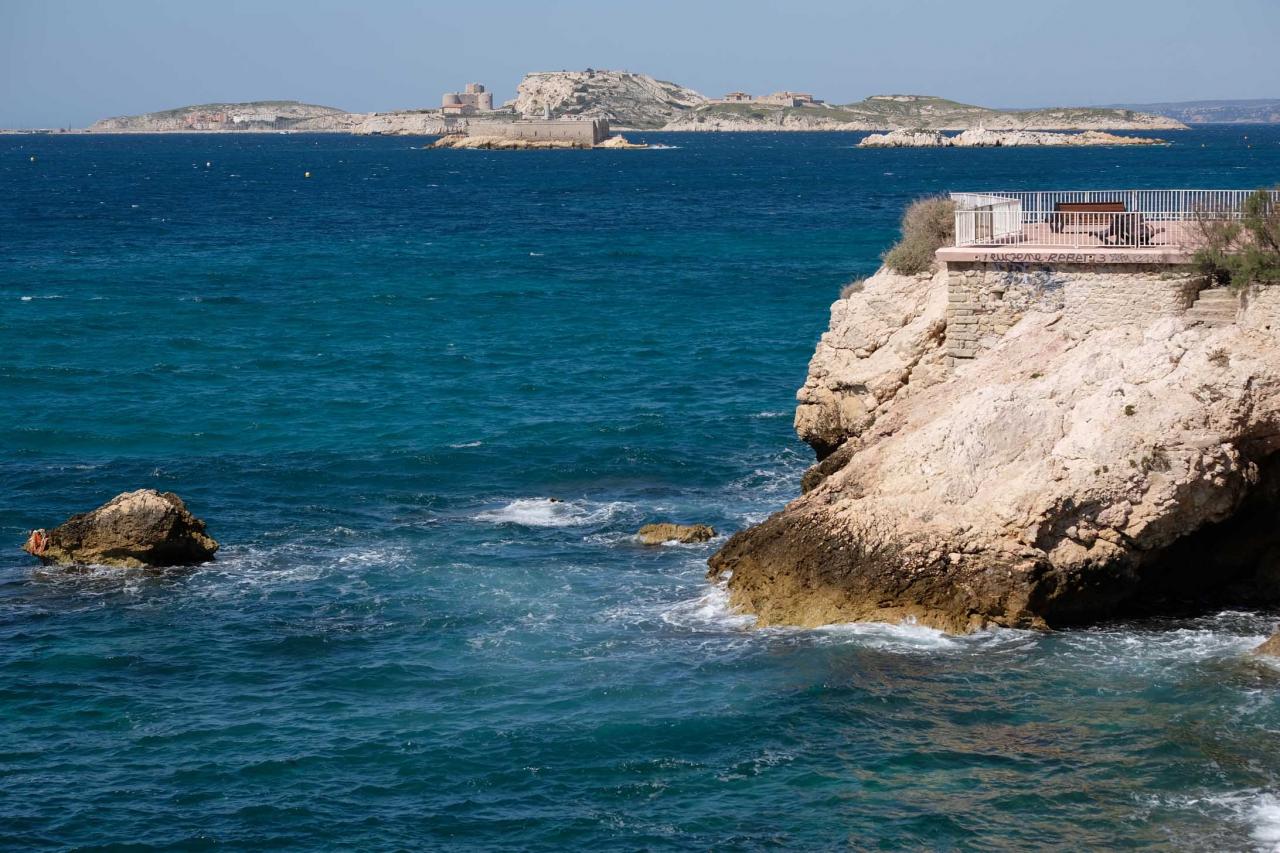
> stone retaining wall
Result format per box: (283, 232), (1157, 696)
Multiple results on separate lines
(944, 262), (1201, 360)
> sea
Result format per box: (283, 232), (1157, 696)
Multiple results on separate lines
(2, 126), (1279, 851)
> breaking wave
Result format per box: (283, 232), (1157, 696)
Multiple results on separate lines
(473, 497), (631, 528)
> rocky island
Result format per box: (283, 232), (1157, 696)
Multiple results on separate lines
(858, 128), (1167, 147)
(709, 196), (1280, 633)
(664, 93), (1186, 133)
(78, 73), (1187, 136)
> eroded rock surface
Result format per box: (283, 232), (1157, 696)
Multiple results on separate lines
(1256, 632), (1280, 657)
(24, 489), (218, 568)
(712, 268), (1280, 631)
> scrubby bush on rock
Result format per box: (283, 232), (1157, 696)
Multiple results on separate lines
(1195, 187), (1280, 288)
(883, 196), (956, 275)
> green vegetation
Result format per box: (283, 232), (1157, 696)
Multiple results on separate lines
(1194, 188), (1280, 288)
(883, 197), (956, 275)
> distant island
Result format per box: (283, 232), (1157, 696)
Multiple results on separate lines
(66, 70), (1204, 136)
(1107, 98), (1280, 125)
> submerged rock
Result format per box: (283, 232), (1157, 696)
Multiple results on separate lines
(637, 523), (716, 545)
(1255, 632), (1280, 658)
(711, 267), (1280, 632)
(23, 489), (218, 569)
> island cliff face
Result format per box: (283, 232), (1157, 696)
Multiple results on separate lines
(710, 266), (1280, 632)
(512, 70), (704, 128)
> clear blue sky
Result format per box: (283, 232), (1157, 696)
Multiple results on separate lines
(2, 0), (1276, 127)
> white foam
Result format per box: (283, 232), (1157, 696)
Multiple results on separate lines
(812, 618), (961, 651)
(1060, 613), (1271, 672)
(1172, 790), (1280, 852)
(750, 410), (787, 419)
(473, 498), (628, 528)
(448, 440), (483, 448)
(660, 581), (756, 631)
(1252, 794), (1280, 851)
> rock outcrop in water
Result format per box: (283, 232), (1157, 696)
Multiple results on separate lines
(637, 523), (716, 545)
(1256, 632), (1280, 657)
(24, 489), (218, 568)
(710, 267), (1280, 632)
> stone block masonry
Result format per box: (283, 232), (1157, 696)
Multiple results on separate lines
(943, 261), (1202, 361)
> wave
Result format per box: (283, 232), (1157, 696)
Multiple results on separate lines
(1153, 789), (1280, 852)
(1057, 611), (1272, 671)
(660, 581), (756, 631)
(473, 497), (630, 528)
(448, 440), (483, 448)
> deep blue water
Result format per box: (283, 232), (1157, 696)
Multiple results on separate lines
(2, 127), (1280, 851)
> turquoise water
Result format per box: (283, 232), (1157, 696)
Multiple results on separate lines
(2, 127), (1280, 850)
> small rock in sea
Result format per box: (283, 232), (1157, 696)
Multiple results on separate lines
(636, 523), (716, 546)
(1254, 632), (1280, 658)
(23, 489), (218, 569)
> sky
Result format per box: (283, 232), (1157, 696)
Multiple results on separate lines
(2, 0), (1277, 128)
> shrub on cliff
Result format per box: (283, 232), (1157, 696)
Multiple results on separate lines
(840, 277), (867, 299)
(1194, 187), (1280, 288)
(883, 196), (956, 275)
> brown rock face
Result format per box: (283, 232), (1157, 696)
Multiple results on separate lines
(637, 523), (716, 545)
(711, 268), (1280, 632)
(23, 490), (218, 569)
(1255, 632), (1280, 657)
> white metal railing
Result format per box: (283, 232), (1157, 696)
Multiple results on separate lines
(951, 189), (1280, 249)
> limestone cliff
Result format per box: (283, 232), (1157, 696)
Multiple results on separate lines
(511, 70), (705, 128)
(711, 267), (1280, 632)
(664, 94), (1187, 132)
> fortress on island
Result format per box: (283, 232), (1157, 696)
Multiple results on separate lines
(438, 81), (612, 146)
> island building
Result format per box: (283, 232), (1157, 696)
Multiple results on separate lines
(441, 83), (495, 116)
(936, 189), (1280, 364)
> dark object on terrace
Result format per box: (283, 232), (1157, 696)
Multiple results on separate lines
(1093, 215), (1165, 246)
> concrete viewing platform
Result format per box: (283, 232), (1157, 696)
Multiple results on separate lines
(939, 189), (1278, 265)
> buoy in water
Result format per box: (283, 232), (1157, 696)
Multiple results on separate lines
(29, 156), (36, 162)
(304, 171), (311, 178)
(205, 161), (211, 168)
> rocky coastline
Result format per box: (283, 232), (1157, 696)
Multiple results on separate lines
(709, 265), (1280, 633)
